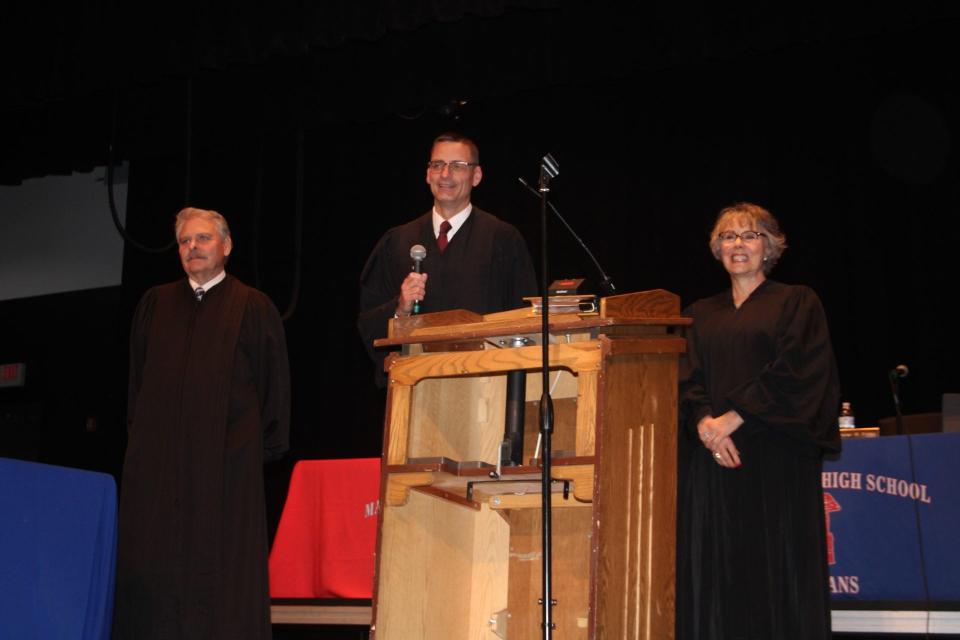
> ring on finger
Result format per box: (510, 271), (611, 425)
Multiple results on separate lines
(713, 451), (722, 461)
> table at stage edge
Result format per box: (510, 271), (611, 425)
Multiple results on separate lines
(269, 458), (380, 599)
(824, 433), (960, 634)
(0, 457), (118, 640)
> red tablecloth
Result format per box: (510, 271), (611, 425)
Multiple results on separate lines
(269, 458), (380, 598)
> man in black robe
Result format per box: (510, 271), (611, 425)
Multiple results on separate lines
(115, 207), (290, 639)
(358, 133), (537, 375)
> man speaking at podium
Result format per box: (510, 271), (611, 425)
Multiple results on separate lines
(358, 132), (537, 380)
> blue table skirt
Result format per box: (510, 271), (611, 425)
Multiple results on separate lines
(1, 457), (117, 640)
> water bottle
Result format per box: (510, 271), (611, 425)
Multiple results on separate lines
(838, 401), (856, 429)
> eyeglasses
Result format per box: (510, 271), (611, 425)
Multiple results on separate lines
(427, 160), (478, 173)
(718, 230), (765, 243)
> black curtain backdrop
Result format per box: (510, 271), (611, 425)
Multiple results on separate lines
(2, 5), (959, 538)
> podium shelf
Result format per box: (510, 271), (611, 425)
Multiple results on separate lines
(385, 457), (595, 509)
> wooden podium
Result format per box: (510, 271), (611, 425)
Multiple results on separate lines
(370, 290), (689, 639)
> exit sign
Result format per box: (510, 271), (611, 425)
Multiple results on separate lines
(1, 362), (25, 387)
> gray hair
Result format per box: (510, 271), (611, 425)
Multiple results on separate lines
(708, 202), (787, 275)
(174, 207), (231, 240)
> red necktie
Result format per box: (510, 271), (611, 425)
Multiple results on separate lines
(437, 220), (452, 253)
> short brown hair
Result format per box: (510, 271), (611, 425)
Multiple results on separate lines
(708, 202), (787, 275)
(431, 132), (480, 164)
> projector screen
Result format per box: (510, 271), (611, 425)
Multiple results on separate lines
(0, 165), (128, 302)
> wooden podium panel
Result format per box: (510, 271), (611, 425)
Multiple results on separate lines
(370, 290), (689, 639)
(375, 492), (510, 638)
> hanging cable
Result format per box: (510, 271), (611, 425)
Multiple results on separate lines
(252, 132), (264, 289)
(184, 76), (193, 206)
(279, 128), (304, 321)
(106, 89), (176, 253)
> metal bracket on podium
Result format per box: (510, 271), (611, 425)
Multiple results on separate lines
(465, 478), (571, 503)
(489, 608), (510, 639)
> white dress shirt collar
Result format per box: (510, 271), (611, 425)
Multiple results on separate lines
(432, 204), (472, 241)
(189, 270), (227, 293)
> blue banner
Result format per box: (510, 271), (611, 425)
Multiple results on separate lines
(823, 433), (960, 602)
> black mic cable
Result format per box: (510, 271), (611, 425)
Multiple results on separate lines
(518, 177), (616, 295)
(888, 363), (932, 639)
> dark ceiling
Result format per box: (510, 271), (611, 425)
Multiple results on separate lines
(5, 3), (958, 185)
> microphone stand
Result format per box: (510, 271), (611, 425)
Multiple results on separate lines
(536, 153), (558, 639)
(892, 367), (933, 628)
(889, 371), (905, 436)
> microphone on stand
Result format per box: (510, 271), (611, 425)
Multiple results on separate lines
(539, 153), (559, 190)
(889, 364), (909, 379)
(888, 363), (909, 435)
(410, 244), (427, 315)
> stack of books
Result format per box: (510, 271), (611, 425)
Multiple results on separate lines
(523, 294), (598, 315)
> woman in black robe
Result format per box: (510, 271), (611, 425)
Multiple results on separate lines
(677, 202), (840, 639)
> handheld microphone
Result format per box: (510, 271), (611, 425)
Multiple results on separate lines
(410, 244), (427, 315)
(890, 364), (909, 379)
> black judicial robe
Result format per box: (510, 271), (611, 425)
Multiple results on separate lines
(115, 275), (290, 640)
(357, 207), (537, 371)
(677, 280), (840, 640)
